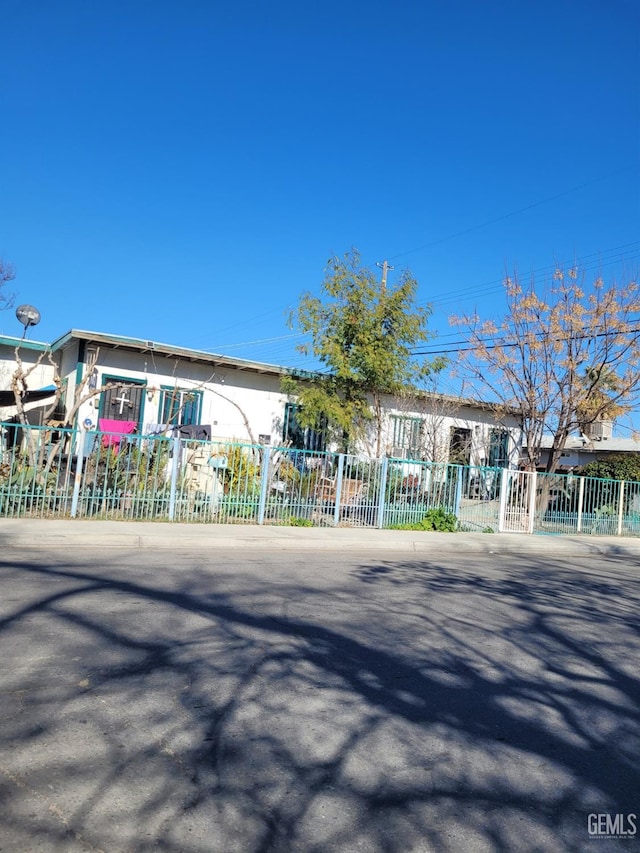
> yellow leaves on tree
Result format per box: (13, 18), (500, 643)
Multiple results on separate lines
(451, 268), (640, 474)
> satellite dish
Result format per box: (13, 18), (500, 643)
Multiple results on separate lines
(16, 304), (41, 338)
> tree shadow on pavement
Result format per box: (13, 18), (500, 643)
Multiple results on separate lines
(0, 550), (638, 852)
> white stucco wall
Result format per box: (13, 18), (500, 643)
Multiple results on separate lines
(378, 397), (522, 466)
(0, 338), (58, 422)
(57, 340), (289, 444)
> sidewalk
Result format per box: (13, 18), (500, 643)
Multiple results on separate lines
(3, 517), (640, 558)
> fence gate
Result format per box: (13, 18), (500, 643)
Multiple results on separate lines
(498, 468), (537, 533)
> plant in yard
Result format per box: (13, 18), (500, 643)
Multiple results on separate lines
(222, 444), (261, 496)
(287, 516), (314, 527)
(581, 452), (640, 483)
(389, 507), (457, 532)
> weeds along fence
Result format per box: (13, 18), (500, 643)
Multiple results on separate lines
(1, 421), (639, 537)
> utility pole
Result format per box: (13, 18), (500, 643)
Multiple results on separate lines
(376, 260), (394, 293)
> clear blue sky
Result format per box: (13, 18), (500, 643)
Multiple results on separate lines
(2, 0), (639, 377)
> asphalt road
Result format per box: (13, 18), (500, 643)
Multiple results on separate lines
(1, 546), (639, 853)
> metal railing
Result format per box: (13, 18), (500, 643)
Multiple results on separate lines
(1, 421), (639, 537)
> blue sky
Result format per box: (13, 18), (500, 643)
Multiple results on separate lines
(2, 0), (639, 379)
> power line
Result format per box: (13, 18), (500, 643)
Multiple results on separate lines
(204, 242), (639, 367)
(412, 326), (640, 357)
(427, 260), (640, 314)
(385, 165), (638, 264)
(208, 332), (305, 351)
(420, 241), (640, 311)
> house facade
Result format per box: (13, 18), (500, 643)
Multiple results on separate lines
(50, 329), (288, 446)
(381, 396), (520, 469)
(0, 328), (523, 466)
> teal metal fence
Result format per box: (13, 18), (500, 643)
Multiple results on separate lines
(1, 421), (639, 537)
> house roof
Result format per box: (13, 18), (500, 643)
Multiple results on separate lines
(409, 389), (515, 415)
(536, 435), (640, 453)
(51, 330), (510, 413)
(50, 329), (311, 379)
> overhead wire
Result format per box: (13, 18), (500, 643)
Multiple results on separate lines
(420, 241), (640, 311)
(412, 325), (640, 357)
(264, 244), (640, 365)
(190, 160), (639, 366)
(384, 165), (638, 264)
(200, 179), (639, 365)
(212, 242), (640, 362)
(209, 332), (304, 351)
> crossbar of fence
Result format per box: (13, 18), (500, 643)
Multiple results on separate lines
(1, 420), (639, 537)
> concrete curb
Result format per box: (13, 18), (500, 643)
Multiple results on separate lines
(2, 519), (640, 558)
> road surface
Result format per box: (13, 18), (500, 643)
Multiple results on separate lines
(1, 546), (639, 852)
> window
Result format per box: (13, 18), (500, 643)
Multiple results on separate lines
(283, 403), (327, 452)
(488, 429), (510, 468)
(449, 426), (472, 465)
(159, 387), (203, 426)
(391, 416), (423, 456)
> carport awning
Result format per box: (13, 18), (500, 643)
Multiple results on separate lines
(0, 385), (58, 406)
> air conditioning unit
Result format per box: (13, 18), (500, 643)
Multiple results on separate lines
(585, 419), (613, 440)
(390, 447), (423, 461)
(390, 446), (409, 459)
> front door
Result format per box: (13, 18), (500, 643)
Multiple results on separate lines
(100, 377), (145, 426)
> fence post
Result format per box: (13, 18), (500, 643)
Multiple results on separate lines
(497, 467), (510, 532)
(617, 480), (625, 536)
(257, 445), (271, 525)
(454, 465), (463, 517)
(168, 435), (181, 521)
(527, 470), (538, 534)
(333, 454), (345, 527)
(423, 465), (432, 504)
(70, 429), (86, 519)
(577, 476), (585, 533)
(376, 456), (389, 529)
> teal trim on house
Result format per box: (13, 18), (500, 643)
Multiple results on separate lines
(74, 339), (85, 388)
(99, 374), (147, 428)
(0, 334), (49, 352)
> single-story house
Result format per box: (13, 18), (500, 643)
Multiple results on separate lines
(1, 328), (523, 467)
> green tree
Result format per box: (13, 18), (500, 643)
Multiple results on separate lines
(581, 453), (640, 482)
(284, 250), (444, 455)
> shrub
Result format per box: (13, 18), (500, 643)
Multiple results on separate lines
(581, 453), (640, 482)
(389, 507), (457, 532)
